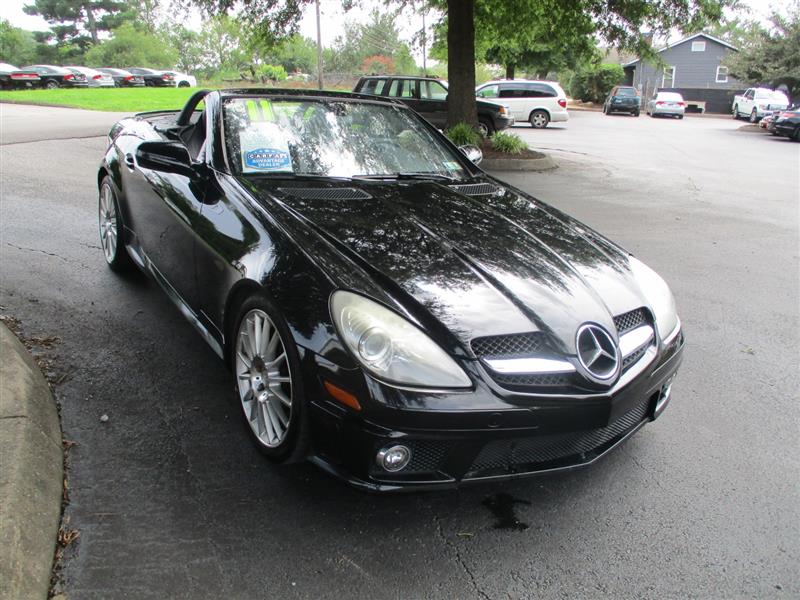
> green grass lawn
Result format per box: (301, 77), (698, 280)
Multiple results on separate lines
(0, 87), (210, 112)
(0, 84), (354, 112)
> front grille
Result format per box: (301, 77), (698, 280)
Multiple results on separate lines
(449, 183), (502, 196)
(277, 187), (372, 200)
(614, 308), (648, 335)
(471, 332), (550, 358)
(470, 397), (650, 473)
(493, 373), (572, 387)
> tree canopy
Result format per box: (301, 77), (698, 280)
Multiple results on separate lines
(724, 7), (800, 99)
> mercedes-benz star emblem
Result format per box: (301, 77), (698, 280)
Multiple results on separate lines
(576, 324), (619, 381)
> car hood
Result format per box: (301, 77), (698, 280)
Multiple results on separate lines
(243, 178), (650, 356)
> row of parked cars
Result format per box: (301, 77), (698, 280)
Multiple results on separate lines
(0, 63), (196, 90)
(731, 87), (799, 141)
(603, 86), (689, 119)
(353, 75), (570, 134)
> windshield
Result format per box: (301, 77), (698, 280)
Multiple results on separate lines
(222, 97), (467, 179)
(616, 88), (637, 96)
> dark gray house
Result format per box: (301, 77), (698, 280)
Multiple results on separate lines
(623, 33), (745, 114)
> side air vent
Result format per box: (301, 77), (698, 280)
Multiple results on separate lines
(277, 187), (372, 200)
(449, 183), (502, 196)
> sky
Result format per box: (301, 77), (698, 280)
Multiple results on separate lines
(0, 0), (786, 52)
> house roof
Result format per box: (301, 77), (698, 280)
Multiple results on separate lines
(622, 32), (738, 67)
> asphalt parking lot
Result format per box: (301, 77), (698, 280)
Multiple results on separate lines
(1, 104), (798, 599)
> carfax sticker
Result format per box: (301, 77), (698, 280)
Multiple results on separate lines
(244, 147), (291, 171)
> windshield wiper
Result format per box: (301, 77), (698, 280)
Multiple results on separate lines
(354, 172), (457, 182)
(249, 173), (353, 182)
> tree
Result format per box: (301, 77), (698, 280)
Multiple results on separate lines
(23, 0), (131, 48)
(725, 8), (800, 99)
(434, 0), (731, 127)
(84, 22), (177, 68)
(262, 34), (318, 74)
(326, 8), (417, 74)
(0, 19), (39, 65)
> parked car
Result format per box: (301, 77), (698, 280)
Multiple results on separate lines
(772, 109), (800, 141)
(475, 79), (569, 128)
(97, 89), (684, 491)
(125, 67), (175, 87)
(21, 65), (87, 88)
(161, 71), (196, 87)
(646, 92), (686, 118)
(0, 63), (41, 90)
(732, 88), (790, 123)
(354, 75), (514, 135)
(95, 68), (146, 87)
(64, 66), (115, 88)
(602, 86), (641, 116)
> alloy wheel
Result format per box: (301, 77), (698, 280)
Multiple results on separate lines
(98, 184), (118, 263)
(235, 309), (293, 448)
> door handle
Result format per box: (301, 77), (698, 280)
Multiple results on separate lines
(125, 153), (135, 170)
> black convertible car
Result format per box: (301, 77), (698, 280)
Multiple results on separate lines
(98, 89), (684, 491)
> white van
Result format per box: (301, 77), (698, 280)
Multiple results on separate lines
(475, 79), (569, 128)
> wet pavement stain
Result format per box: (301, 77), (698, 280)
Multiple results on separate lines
(482, 493), (531, 531)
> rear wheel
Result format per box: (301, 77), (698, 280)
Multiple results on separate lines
(45, 79), (58, 89)
(98, 177), (133, 272)
(678, 115), (684, 120)
(178, 80), (190, 87)
(633, 110), (640, 117)
(232, 297), (309, 463)
(529, 110), (549, 129)
(793, 127), (800, 142)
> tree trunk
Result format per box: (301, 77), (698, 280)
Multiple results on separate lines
(505, 64), (515, 80)
(85, 3), (98, 44)
(446, 0), (477, 128)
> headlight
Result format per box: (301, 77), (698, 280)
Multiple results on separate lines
(330, 291), (471, 388)
(628, 257), (679, 342)
(499, 105), (508, 115)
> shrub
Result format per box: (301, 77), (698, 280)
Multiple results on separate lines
(445, 122), (481, 146)
(569, 63), (625, 104)
(254, 64), (288, 82)
(490, 132), (528, 154)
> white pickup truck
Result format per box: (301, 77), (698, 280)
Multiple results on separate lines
(732, 88), (790, 122)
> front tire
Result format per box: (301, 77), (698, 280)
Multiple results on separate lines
(178, 81), (190, 88)
(98, 177), (133, 272)
(750, 109), (758, 123)
(477, 118), (494, 137)
(529, 110), (549, 129)
(232, 297), (309, 463)
(633, 110), (640, 117)
(732, 104), (738, 119)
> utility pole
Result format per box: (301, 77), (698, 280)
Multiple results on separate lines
(316, 0), (324, 90)
(421, 8), (427, 74)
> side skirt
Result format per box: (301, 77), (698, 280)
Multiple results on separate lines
(125, 237), (225, 359)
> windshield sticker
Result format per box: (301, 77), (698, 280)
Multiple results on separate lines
(240, 121), (293, 173)
(244, 148), (291, 171)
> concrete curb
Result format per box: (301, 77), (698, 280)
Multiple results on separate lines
(482, 153), (557, 171)
(0, 323), (63, 600)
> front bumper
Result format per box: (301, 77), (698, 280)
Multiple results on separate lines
(303, 332), (685, 492)
(495, 115), (515, 130)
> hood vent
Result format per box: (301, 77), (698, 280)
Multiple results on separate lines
(277, 187), (372, 201)
(449, 183), (502, 196)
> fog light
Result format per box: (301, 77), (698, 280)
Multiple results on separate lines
(376, 445), (411, 472)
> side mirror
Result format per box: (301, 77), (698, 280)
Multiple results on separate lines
(459, 144), (483, 165)
(136, 141), (194, 177)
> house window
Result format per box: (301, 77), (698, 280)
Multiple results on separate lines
(692, 41), (706, 52)
(662, 66), (676, 88)
(716, 66), (729, 83)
